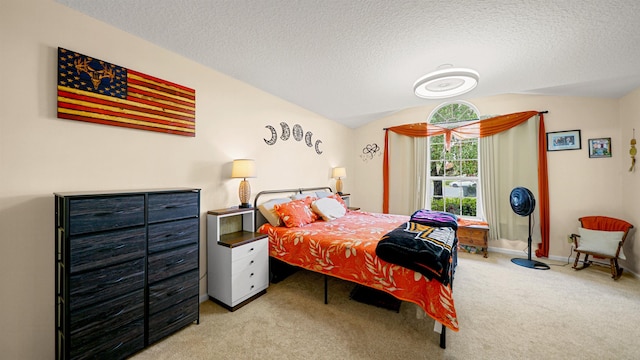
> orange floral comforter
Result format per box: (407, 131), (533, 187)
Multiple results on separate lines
(258, 210), (459, 331)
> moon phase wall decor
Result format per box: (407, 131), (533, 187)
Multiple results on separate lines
(280, 122), (290, 141)
(264, 122), (323, 155)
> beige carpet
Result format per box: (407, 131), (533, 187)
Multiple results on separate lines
(132, 252), (640, 360)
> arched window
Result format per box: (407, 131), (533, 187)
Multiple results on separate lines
(427, 101), (481, 218)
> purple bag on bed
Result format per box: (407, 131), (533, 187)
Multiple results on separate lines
(410, 209), (458, 230)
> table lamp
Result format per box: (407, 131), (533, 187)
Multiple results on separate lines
(232, 159), (256, 208)
(332, 167), (346, 195)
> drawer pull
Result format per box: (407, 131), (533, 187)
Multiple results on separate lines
(165, 205), (178, 209)
(113, 307), (126, 316)
(168, 286), (185, 296)
(250, 272), (254, 277)
(250, 285), (255, 290)
(113, 244), (126, 250)
(111, 341), (124, 351)
(95, 210), (125, 217)
(108, 277), (124, 285)
(249, 247), (254, 252)
(174, 259), (185, 265)
(250, 260), (254, 265)
(169, 312), (187, 324)
(166, 231), (186, 238)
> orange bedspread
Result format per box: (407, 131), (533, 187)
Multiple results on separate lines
(258, 210), (459, 332)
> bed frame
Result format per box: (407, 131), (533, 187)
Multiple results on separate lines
(253, 187), (455, 349)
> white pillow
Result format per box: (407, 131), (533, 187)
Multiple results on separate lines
(311, 197), (346, 221)
(315, 191), (332, 198)
(577, 227), (626, 260)
(257, 198), (291, 227)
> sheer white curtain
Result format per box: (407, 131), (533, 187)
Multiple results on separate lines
(388, 133), (427, 215)
(479, 116), (540, 242)
(412, 137), (428, 211)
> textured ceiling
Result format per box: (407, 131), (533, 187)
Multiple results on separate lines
(56, 0), (640, 128)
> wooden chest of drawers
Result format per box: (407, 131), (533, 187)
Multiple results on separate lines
(55, 189), (200, 360)
(457, 225), (489, 257)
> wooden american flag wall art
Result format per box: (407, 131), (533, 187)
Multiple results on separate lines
(57, 47), (196, 136)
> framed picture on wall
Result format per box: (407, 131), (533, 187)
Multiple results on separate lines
(588, 137), (612, 158)
(546, 130), (582, 151)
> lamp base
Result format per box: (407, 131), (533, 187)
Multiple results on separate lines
(336, 178), (343, 194)
(238, 179), (251, 208)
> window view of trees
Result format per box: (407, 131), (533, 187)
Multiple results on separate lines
(428, 102), (479, 217)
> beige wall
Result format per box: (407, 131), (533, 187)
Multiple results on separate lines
(619, 88), (640, 273)
(0, 1), (351, 358)
(3, 1), (639, 359)
(354, 94), (635, 265)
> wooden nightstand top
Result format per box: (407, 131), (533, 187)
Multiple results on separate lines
(207, 207), (255, 216)
(218, 231), (267, 248)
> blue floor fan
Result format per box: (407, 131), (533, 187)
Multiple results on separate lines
(509, 187), (550, 270)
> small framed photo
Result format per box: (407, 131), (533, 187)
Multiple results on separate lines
(588, 138), (612, 158)
(547, 130), (581, 151)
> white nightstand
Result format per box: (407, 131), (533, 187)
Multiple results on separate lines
(339, 193), (360, 210)
(339, 193), (351, 207)
(207, 207), (269, 311)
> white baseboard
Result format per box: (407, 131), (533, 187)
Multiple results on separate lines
(486, 246), (639, 278)
(486, 246), (570, 263)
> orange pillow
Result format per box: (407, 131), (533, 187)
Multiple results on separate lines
(274, 199), (316, 227)
(299, 196), (319, 222)
(289, 195), (320, 222)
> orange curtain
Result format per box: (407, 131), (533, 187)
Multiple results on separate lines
(383, 110), (550, 257)
(535, 114), (549, 257)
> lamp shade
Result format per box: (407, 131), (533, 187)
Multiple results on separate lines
(231, 159), (256, 179)
(332, 167), (347, 179)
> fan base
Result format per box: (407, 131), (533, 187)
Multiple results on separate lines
(511, 258), (550, 270)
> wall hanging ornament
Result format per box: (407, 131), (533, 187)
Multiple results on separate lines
(630, 129), (636, 172)
(360, 143), (381, 162)
(57, 48), (196, 136)
(264, 122), (323, 155)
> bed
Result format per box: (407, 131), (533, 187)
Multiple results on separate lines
(254, 187), (460, 349)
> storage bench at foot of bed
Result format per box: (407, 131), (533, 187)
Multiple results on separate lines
(457, 224), (489, 257)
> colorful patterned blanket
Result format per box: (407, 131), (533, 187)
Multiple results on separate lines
(376, 221), (457, 286)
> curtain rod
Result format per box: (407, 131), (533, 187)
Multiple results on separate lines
(382, 111), (549, 130)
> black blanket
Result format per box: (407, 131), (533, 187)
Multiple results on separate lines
(376, 219), (457, 286)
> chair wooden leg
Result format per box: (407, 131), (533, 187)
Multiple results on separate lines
(609, 259), (616, 278)
(572, 252), (581, 269)
(573, 252), (591, 270)
(611, 258), (623, 280)
(583, 254), (591, 268)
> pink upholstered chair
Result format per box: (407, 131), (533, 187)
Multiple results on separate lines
(570, 216), (633, 280)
